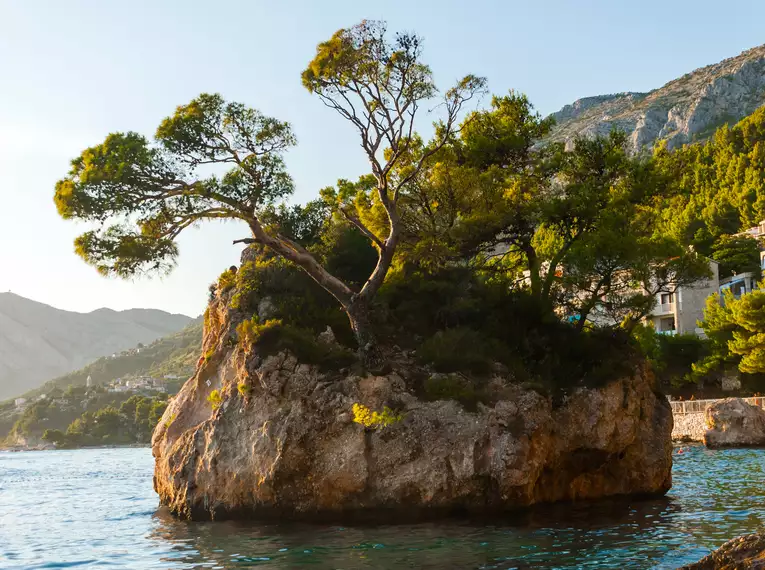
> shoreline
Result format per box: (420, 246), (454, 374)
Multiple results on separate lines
(0, 443), (151, 452)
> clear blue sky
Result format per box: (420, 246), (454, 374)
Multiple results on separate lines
(1, 0), (764, 317)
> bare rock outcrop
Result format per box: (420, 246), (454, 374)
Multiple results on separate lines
(704, 398), (765, 449)
(680, 533), (765, 569)
(546, 44), (765, 153)
(151, 291), (673, 521)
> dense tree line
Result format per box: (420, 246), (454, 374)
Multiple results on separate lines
(53, 20), (765, 396)
(42, 395), (167, 447)
(3, 384), (168, 448)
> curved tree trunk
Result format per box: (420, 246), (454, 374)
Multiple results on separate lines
(346, 298), (386, 373)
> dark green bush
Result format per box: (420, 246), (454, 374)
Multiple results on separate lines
(633, 324), (712, 388)
(238, 317), (356, 371)
(417, 327), (498, 374)
(230, 247), (355, 347)
(422, 374), (483, 410)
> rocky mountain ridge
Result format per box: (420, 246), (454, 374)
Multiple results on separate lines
(0, 293), (192, 400)
(547, 44), (765, 152)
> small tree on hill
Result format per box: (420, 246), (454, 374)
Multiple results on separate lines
(54, 21), (484, 367)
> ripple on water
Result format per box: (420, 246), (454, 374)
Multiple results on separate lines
(2, 445), (765, 568)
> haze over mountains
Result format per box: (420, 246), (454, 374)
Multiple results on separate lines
(0, 293), (191, 400)
(547, 44), (765, 152)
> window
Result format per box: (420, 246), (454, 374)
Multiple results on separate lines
(659, 317), (675, 332)
(660, 293), (674, 305)
(732, 281), (747, 297)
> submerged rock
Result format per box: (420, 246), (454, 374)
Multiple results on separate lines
(704, 398), (765, 449)
(151, 295), (673, 521)
(680, 533), (765, 569)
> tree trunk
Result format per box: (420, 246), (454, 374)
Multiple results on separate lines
(346, 299), (386, 373)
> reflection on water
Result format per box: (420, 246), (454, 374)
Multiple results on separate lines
(2, 445), (765, 568)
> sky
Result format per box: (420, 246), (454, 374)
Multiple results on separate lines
(2, 0), (765, 318)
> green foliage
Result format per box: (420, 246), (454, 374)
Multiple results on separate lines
(302, 20), (436, 102)
(352, 403), (403, 429)
(41, 429), (67, 445)
(27, 394), (168, 447)
(632, 323), (710, 387)
(237, 317), (356, 370)
(230, 247), (363, 346)
(382, 268), (635, 393)
(712, 235), (762, 279)
(55, 94), (295, 278)
(417, 328), (498, 374)
(422, 374), (482, 410)
(217, 268), (237, 292)
(237, 382), (250, 397)
(207, 390), (222, 411)
(15, 320), (202, 401)
(722, 288), (765, 374)
(237, 317), (284, 345)
(653, 107), (765, 255)
(695, 288), (765, 390)
(459, 91), (556, 170)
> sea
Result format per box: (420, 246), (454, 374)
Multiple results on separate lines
(2, 445), (765, 569)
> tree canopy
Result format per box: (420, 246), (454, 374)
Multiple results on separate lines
(56, 20), (485, 367)
(55, 19), (765, 391)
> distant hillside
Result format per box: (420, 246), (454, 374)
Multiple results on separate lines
(0, 318), (202, 440)
(0, 293), (192, 400)
(19, 318), (203, 400)
(546, 44), (765, 152)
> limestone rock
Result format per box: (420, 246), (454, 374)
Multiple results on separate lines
(317, 326), (337, 346)
(151, 294), (673, 521)
(680, 533), (765, 569)
(704, 398), (765, 448)
(546, 44), (765, 153)
(256, 297), (278, 320)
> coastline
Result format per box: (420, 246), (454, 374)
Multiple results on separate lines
(0, 443), (151, 452)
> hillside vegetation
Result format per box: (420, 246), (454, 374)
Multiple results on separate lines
(546, 44), (765, 153)
(20, 318), (203, 400)
(0, 292), (192, 399)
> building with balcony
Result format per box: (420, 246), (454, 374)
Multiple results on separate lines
(719, 271), (759, 301)
(645, 259), (720, 337)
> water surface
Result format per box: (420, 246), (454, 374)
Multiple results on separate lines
(1, 445), (765, 568)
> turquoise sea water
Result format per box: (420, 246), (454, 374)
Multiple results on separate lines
(1, 445), (765, 569)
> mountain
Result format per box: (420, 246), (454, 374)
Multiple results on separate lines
(546, 44), (765, 152)
(0, 293), (192, 400)
(27, 317), (204, 399)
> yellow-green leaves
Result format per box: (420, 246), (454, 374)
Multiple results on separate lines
(207, 390), (222, 411)
(352, 403), (403, 429)
(55, 94), (297, 280)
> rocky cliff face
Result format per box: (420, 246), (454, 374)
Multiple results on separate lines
(152, 287), (673, 521)
(547, 45), (765, 153)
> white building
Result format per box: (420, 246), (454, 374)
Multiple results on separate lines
(14, 398), (27, 408)
(646, 259), (720, 337)
(719, 271), (759, 300)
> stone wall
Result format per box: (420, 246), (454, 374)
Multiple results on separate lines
(672, 412), (707, 442)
